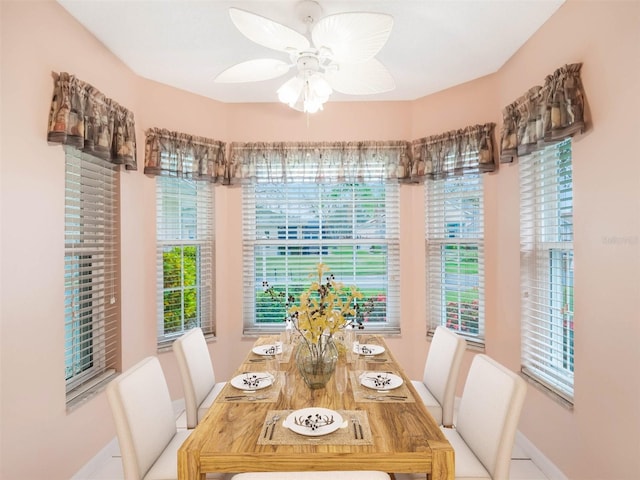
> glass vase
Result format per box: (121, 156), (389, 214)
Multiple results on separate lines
(295, 335), (338, 389)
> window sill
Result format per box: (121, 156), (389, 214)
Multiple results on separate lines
(66, 369), (117, 412)
(520, 370), (574, 411)
(464, 340), (486, 352)
(157, 332), (217, 353)
(427, 329), (485, 352)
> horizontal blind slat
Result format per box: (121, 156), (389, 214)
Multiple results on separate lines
(426, 167), (484, 341)
(243, 160), (400, 331)
(156, 172), (215, 340)
(64, 149), (120, 400)
(520, 139), (574, 401)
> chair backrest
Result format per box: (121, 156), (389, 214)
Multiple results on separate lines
(106, 356), (177, 480)
(456, 354), (527, 480)
(173, 327), (216, 428)
(422, 326), (467, 426)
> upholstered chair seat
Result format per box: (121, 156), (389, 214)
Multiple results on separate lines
(411, 381), (444, 424)
(173, 327), (227, 428)
(141, 430), (192, 480)
(440, 426), (493, 479)
(410, 326), (467, 426)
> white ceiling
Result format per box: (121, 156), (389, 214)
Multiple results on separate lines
(57, 0), (564, 104)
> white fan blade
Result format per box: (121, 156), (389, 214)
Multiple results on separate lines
(215, 58), (290, 83)
(229, 8), (310, 53)
(325, 58), (395, 95)
(312, 12), (393, 63)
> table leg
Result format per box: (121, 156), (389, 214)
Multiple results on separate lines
(430, 439), (455, 480)
(178, 444), (203, 480)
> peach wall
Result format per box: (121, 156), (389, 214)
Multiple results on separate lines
(1, 0), (639, 479)
(0, 2), (142, 479)
(491, 1), (640, 478)
(131, 80), (232, 393)
(226, 100), (412, 142)
(0, 2), (229, 478)
(410, 73), (500, 139)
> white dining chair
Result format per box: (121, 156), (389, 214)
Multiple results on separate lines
(173, 327), (226, 429)
(411, 325), (467, 427)
(231, 472), (391, 479)
(397, 354), (527, 480)
(106, 356), (228, 480)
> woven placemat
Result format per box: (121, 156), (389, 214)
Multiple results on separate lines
(219, 373), (283, 403)
(257, 409), (373, 446)
(350, 371), (415, 403)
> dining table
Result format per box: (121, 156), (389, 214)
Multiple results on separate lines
(178, 334), (454, 479)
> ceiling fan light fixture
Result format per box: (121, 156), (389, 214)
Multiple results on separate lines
(277, 76), (304, 106)
(277, 73), (333, 113)
(303, 74), (332, 113)
(310, 74), (332, 98)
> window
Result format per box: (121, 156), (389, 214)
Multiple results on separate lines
(156, 174), (214, 346)
(520, 139), (574, 402)
(242, 158), (400, 334)
(64, 148), (120, 405)
(426, 170), (485, 345)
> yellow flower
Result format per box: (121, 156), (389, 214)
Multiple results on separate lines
(286, 263), (364, 345)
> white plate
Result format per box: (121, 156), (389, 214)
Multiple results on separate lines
(230, 373), (273, 391)
(284, 408), (343, 437)
(353, 344), (385, 356)
(359, 372), (403, 391)
(252, 344), (282, 356)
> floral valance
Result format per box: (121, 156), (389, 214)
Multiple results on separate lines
(229, 140), (411, 184)
(144, 128), (227, 183)
(409, 123), (496, 181)
(500, 63), (587, 163)
(47, 72), (137, 170)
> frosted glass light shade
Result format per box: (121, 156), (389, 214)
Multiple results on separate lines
(277, 76), (304, 106)
(277, 74), (333, 113)
(309, 75), (333, 98)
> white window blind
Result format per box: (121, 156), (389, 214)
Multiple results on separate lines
(156, 174), (214, 345)
(426, 169), (485, 344)
(242, 170), (400, 334)
(64, 148), (120, 404)
(520, 139), (574, 402)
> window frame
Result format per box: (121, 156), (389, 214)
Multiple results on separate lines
(425, 169), (485, 346)
(242, 174), (400, 336)
(155, 174), (215, 347)
(520, 139), (575, 404)
(64, 147), (120, 406)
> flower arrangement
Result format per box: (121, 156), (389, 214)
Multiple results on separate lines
(264, 263), (370, 342)
(264, 263), (373, 388)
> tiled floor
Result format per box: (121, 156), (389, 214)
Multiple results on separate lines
(73, 400), (551, 480)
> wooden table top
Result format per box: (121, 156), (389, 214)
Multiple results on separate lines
(178, 335), (454, 480)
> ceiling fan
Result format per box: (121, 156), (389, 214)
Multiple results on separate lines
(214, 0), (395, 113)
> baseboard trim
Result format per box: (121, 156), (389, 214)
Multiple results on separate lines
(70, 437), (119, 479)
(515, 431), (568, 480)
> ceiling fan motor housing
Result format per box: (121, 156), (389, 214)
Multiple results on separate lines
(296, 54), (320, 75)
